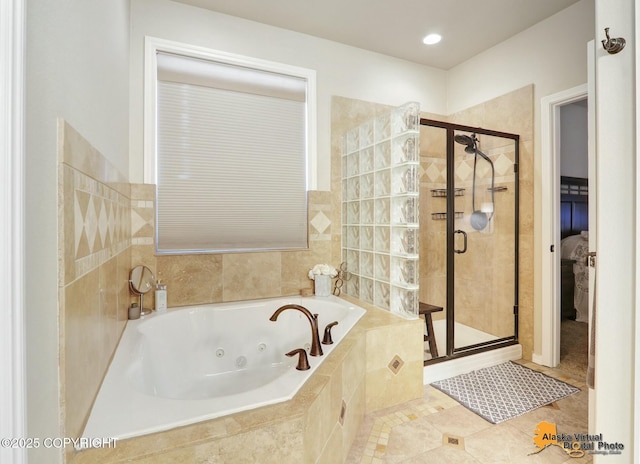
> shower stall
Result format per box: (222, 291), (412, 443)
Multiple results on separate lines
(340, 102), (519, 367)
(420, 119), (519, 363)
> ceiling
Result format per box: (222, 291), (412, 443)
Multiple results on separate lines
(173, 0), (582, 70)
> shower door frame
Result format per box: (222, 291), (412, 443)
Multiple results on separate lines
(420, 118), (520, 365)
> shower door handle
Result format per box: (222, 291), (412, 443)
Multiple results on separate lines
(454, 230), (467, 254)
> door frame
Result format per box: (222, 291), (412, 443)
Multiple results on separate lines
(538, 83), (588, 368)
(0, 0), (26, 463)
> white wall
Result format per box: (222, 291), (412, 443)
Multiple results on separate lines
(447, 0), (595, 355)
(447, 0), (595, 114)
(560, 101), (589, 178)
(25, 1), (130, 462)
(129, 0), (448, 190)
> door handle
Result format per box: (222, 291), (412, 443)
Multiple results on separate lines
(585, 251), (596, 267)
(454, 229), (467, 254)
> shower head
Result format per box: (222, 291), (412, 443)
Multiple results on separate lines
(454, 134), (477, 154)
(454, 134), (474, 146)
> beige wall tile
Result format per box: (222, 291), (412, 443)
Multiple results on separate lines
(63, 268), (102, 439)
(281, 240), (332, 295)
(342, 332), (366, 402)
(125, 447), (195, 464)
(317, 422), (344, 464)
(366, 360), (424, 413)
(341, 378), (366, 460)
(59, 121), (132, 445)
(222, 252), (282, 301)
(303, 374), (334, 462)
(59, 164), (77, 285)
(197, 419), (305, 464)
(156, 254), (223, 307)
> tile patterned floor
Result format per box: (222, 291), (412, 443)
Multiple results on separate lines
(347, 360), (592, 464)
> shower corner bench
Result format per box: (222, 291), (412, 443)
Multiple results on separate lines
(419, 302), (443, 358)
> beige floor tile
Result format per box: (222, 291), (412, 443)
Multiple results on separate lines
(424, 405), (492, 437)
(464, 422), (569, 464)
(347, 360), (591, 464)
(384, 416), (442, 463)
(398, 445), (482, 463)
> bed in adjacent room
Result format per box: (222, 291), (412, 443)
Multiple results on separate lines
(559, 176), (589, 323)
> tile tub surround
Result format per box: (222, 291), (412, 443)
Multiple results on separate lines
(82, 296), (367, 441)
(58, 120), (132, 461)
(71, 302), (423, 464)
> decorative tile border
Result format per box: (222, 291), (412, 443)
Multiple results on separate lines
(58, 120), (131, 286)
(60, 165), (131, 285)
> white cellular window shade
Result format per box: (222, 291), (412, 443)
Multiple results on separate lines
(155, 52), (309, 253)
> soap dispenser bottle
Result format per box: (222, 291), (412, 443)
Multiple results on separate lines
(155, 280), (167, 312)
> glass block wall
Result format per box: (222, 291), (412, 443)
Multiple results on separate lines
(341, 102), (420, 319)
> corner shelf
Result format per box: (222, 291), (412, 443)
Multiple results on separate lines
(431, 188), (465, 197)
(431, 212), (464, 220)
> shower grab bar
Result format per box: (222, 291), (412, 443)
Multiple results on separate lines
(454, 229), (467, 254)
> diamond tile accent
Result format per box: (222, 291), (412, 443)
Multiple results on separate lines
(84, 196), (98, 252)
(62, 164), (131, 283)
(339, 400), (347, 426)
(455, 160), (473, 181)
(387, 354), (405, 375)
(310, 210), (331, 235)
(476, 162), (490, 178)
(425, 163), (441, 182)
(494, 153), (513, 176)
(98, 200), (108, 248)
(443, 434), (465, 450)
(131, 209), (149, 237)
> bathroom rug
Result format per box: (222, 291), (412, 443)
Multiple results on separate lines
(431, 361), (580, 424)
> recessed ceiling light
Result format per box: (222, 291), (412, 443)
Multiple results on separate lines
(422, 33), (442, 45)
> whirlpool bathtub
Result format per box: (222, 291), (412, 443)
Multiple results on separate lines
(81, 295), (366, 443)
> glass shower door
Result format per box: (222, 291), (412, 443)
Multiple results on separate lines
(452, 131), (518, 352)
(419, 124), (448, 360)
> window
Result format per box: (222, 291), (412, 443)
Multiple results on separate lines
(144, 37), (316, 253)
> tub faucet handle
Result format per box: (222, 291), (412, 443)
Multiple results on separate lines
(286, 348), (310, 371)
(322, 321), (339, 345)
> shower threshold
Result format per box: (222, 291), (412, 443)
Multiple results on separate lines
(422, 320), (521, 383)
(424, 320), (501, 361)
(423, 343), (522, 384)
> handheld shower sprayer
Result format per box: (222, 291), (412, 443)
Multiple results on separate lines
(454, 133), (495, 231)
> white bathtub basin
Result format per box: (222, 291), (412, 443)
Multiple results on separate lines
(81, 295), (365, 444)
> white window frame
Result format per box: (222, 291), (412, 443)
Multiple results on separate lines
(144, 38), (317, 251)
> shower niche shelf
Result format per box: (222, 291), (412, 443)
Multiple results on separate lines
(430, 188), (465, 197)
(431, 212), (464, 221)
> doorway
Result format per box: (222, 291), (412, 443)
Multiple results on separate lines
(539, 84), (590, 370)
(557, 100), (589, 377)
